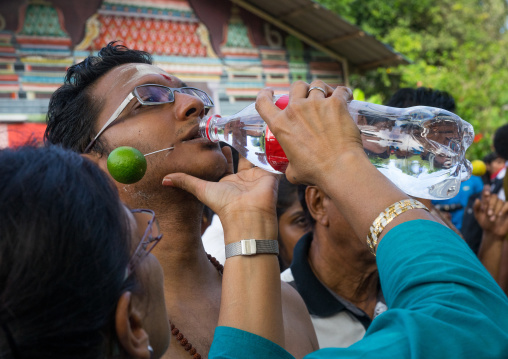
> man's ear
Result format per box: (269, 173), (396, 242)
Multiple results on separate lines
(306, 186), (329, 226)
(115, 291), (152, 359)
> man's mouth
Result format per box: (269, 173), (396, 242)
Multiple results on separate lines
(181, 124), (206, 143)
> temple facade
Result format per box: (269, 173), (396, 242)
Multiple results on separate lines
(0, 0), (346, 146)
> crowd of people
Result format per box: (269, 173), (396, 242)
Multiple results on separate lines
(1, 42), (508, 358)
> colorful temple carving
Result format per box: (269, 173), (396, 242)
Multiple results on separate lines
(0, 0), (346, 147)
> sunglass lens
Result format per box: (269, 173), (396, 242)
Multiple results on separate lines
(136, 86), (174, 104)
(181, 88), (214, 107)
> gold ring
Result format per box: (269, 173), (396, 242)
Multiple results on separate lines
(307, 86), (326, 96)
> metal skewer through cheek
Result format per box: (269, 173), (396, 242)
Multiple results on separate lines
(144, 147), (174, 157)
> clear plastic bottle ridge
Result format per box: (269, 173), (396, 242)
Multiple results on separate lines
(199, 95), (474, 200)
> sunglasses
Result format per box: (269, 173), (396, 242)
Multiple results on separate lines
(84, 84), (214, 153)
(126, 208), (163, 278)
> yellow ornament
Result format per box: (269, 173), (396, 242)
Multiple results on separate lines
(471, 160), (487, 177)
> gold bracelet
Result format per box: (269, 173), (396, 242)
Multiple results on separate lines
(367, 199), (429, 256)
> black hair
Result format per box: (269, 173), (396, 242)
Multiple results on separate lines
(483, 152), (501, 164)
(276, 177), (300, 219)
(386, 87), (456, 112)
(44, 42), (153, 155)
(493, 124), (508, 160)
(0, 145), (133, 359)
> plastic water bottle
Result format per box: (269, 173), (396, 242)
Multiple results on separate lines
(199, 95), (474, 199)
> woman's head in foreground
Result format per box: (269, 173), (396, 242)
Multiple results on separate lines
(0, 145), (168, 359)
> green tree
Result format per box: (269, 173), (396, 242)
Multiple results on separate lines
(317, 0), (508, 160)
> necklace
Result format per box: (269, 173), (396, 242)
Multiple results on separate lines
(168, 254), (224, 359)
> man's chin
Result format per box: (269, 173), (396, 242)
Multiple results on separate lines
(206, 158), (229, 182)
(188, 152), (229, 182)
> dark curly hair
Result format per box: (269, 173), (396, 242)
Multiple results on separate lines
(44, 42), (152, 155)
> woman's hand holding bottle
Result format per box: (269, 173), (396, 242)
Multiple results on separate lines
(257, 81), (435, 245)
(256, 82), (364, 186)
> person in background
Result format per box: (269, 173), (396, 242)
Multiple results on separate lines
(474, 187), (508, 295)
(432, 174), (483, 232)
(0, 145), (169, 358)
(276, 178), (311, 271)
(483, 152), (506, 186)
(164, 81), (508, 358)
(462, 125), (508, 253)
(493, 124), (508, 200)
(385, 86), (456, 110)
(280, 183), (385, 348)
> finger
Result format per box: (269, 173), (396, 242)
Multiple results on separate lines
(285, 165), (312, 186)
(221, 146), (234, 176)
(237, 153), (254, 173)
(162, 172), (210, 204)
(499, 202), (508, 217)
(307, 81), (332, 99)
(285, 165), (298, 184)
(487, 193), (500, 218)
(307, 86), (326, 99)
(288, 81), (310, 102)
(480, 187), (491, 212)
(330, 86), (354, 104)
(492, 196), (504, 216)
(256, 87), (280, 129)
(473, 198), (483, 222)
(473, 198), (481, 215)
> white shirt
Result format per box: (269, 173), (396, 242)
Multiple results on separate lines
(201, 214), (226, 264)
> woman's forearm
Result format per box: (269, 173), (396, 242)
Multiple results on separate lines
(218, 211), (284, 347)
(219, 254), (285, 347)
(319, 151), (437, 247)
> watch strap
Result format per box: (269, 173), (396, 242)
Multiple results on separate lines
(225, 239), (279, 259)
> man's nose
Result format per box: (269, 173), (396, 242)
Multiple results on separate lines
(173, 91), (206, 120)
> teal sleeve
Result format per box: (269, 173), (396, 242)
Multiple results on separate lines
(304, 220), (508, 359)
(209, 326), (295, 359)
(209, 220), (508, 359)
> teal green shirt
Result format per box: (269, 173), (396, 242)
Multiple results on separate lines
(209, 220), (508, 358)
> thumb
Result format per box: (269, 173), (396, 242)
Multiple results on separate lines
(473, 198), (481, 214)
(162, 172), (210, 205)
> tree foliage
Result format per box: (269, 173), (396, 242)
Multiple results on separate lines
(317, 0), (508, 160)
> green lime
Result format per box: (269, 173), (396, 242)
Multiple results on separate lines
(107, 146), (147, 184)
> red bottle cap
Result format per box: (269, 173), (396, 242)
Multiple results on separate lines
(265, 95), (289, 173)
(205, 115), (221, 142)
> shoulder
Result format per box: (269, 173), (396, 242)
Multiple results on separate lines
(280, 281), (320, 355)
(279, 269), (308, 325)
(281, 280), (303, 306)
